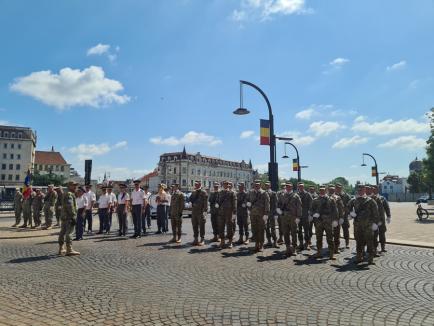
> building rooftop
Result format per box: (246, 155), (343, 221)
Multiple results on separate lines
(35, 148), (68, 165)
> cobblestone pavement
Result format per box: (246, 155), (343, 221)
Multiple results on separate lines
(1, 215), (434, 325)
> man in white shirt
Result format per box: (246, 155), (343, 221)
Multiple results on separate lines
(84, 184), (96, 234)
(116, 183), (130, 236)
(107, 185), (117, 234)
(97, 186), (113, 234)
(75, 187), (89, 241)
(142, 185), (152, 231)
(131, 180), (146, 238)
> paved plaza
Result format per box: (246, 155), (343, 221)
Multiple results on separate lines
(1, 202), (434, 325)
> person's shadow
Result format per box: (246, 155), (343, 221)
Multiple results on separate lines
(7, 254), (59, 264)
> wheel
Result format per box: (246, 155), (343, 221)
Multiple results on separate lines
(417, 208), (429, 220)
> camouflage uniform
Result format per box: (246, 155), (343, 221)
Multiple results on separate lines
(169, 190), (185, 242)
(249, 188), (270, 250)
(32, 192), (44, 227)
(331, 194), (345, 252)
(190, 187), (208, 243)
(43, 190), (58, 228)
(55, 191), (64, 225)
(265, 189), (278, 246)
(336, 191), (351, 247)
(236, 190), (250, 242)
(308, 190), (318, 243)
(311, 195), (338, 258)
(276, 184), (286, 243)
(348, 195), (380, 263)
(278, 191), (302, 254)
(13, 191), (23, 226)
(372, 194), (391, 251)
(58, 190), (78, 254)
(22, 195), (32, 227)
(297, 190), (312, 248)
(208, 190), (220, 240)
(217, 188), (237, 245)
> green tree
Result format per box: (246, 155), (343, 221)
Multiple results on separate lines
(32, 171), (66, 186)
(407, 171), (427, 193)
(328, 177), (353, 194)
(423, 108), (434, 198)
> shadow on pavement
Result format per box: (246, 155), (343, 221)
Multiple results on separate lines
(331, 261), (370, 272)
(36, 240), (58, 245)
(189, 246), (221, 254)
(159, 244), (189, 250)
(415, 219), (434, 224)
(256, 250), (286, 262)
(293, 254), (329, 266)
(140, 241), (169, 247)
(95, 237), (129, 242)
(7, 255), (58, 264)
(221, 247), (253, 258)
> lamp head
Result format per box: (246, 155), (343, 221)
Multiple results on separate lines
(361, 163), (367, 167)
(282, 155), (289, 159)
(233, 107), (250, 115)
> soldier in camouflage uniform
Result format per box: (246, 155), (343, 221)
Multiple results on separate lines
(307, 185), (318, 246)
(208, 182), (220, 242)
(328, 185), (345, 254)
(58, 181), (80, 256)
(54, 187), (64, 227)
(43, 184), (57, 230)
(264, 182), (279, 248)
(189, 181), (208, 246)
(32, 188), (44, 228)
(335, 183), (351, 248)
(20, 187), (33, 228)
(372, 185), (391, 252)
(169, 183), (185, 244)
(348, 184), (380, 264)
(297, 183), (313, 250)
(277, 182), (302, 256)
(235, 183), (250, 245)
(277, 182), (286, 245)
(228, 182), (237, 236)
(248, 180), (270, 252)
(311, 186), (338, 260)
(217, 181), (237, 249)
(12, 188), (23, 227)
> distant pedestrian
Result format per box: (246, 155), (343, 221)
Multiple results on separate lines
(42, 184), (57, 230)
(107, 185), (117, 233)
(84, 184), (96, 234)
(12, 188), (23, 227)
(130, 180), (145, 238)
(116, 183), (130, 236)
(156, 184), (170, 234)
(58, 181), (80, 256)
(75, 187), (88, 241)
(142, 186), (152, 229)
(169, 183), (184, 243)
(97, 186), (112, 234)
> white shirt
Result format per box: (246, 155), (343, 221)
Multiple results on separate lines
(98, 192), (112, 209)
(144, 191), (151, 200)
(108, 192), (117, 204)
(85, 191), (96, 210)
(164, 193), (171, 206)
(131, 189), (145, 205)
(77, 195), (89, 209)
(117, 192), (130, 205)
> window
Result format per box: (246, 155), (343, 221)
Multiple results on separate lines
(197, 169), (201, 176)
(17, 154), (21, 160)
(2, 153), (5, 159)
(1, 174), (4, 180)
(8, 174), (12, 180)
(9, 164), (13, 170)
(3, 143), (6, 149)
(56, 165), (59, 171)
(16, 164), (20, 170)
(18, 133), (22, 139)
(191, 169), (194, 175)
(15, 175), (19, 181)
(182, 167), (187, 174)
(18, 144), (21, 149)
(61, 166), (64, 172)
(11, 132), (15, 138)
(10, 154), (14, 159)
(174, 167), (177, 174)
(1, 164), (5, 169)
(182, 179), (186, 186)
(191, 180), (194, 186)
(4, 132), (8, 138)
(11, 143), (14, 149)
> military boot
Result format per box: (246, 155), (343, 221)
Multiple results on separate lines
(345, 239), (350, 249)
(58, 244), (66, 256)
(355, 252), (363, 264)
(329, 251), (336, 260)
(277, 237), (284, 245)
(198, 238), (205, 246)
(368, 255), (375, 265)
(273, 240), (279, 248)
(175, 235), (182, 244)
(228, 241), (233, 249)
(168, 233), (176, 243)
(192, 237), (199, 246)
(381, 243), (387, 253)
(285, 246), (292, 257)
(265, 239), (273, 248)
(220, 239), (225, 249)
(313, 247), (322, 259)
(11, 223), (17, 227)
(65, 244), (80, 256)
(244, 237), (250, 245)
(210, 235), (219, 242)
(235, 235), (244, 245)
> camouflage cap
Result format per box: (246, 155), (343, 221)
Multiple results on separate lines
(213, 182), (219, 187)
(47, 184), (54, 188)
(285, 182), (293, 186)
(319, 185), (326, 190)
(264, 181), (271, 185)
(335, 183), (343, 187)
(77, 186), (85, 192)
(254, 179), (262, 185)
(67, 181), (78, 186)
(223, 180), (229, 184)
(297, 182), (304, 186)
(356, 184), (366, 189)
(85, 184), (92, 188)
(194, 180), (201, 184)
(238, 182), (245, 187)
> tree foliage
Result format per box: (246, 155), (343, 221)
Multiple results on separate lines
(422, 108), (434, 197)
(32, 172), (66, 186)
(407, 171), (427, 193)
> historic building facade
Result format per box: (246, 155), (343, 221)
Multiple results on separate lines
(33, 147), (71, 180)
(157, 147), (256, 192)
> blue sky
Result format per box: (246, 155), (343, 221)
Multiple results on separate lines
(1, 0), (433, 184)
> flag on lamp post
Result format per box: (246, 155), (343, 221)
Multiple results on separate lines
(260, 119), (270, 145)
(292, 159), (299, 172)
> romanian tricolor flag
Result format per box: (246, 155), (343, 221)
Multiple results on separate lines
(292, 159), (299, 172)
(260, 119), (270, 145)
(371, 166), (377, 177)
(23, 169), (32, 199)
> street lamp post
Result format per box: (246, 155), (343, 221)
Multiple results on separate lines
(234, 80), (279, 191)
(282, 142), (301, 182)
(361, 153), (379, 185)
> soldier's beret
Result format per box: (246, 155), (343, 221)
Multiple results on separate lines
(133, 179), (141, 184)
(328, 184), (335, 189)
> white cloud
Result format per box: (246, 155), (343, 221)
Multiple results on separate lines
(309, 121), (344, 136)
(69, 141), (128, 160)
(332, 136), (369, 149)
(150, 131), (222, 146)
(231, 0), (312, 22)
(254, 163), (269, 172)
(10, 66), (130, 110)
(387, 60), (406, 71)
(277, 131), (316, 146)
(352, 117), (429, 135)
(378, 136), (426, 150)
(240, 130), (255, 139)
(295, 108), (315, 120)
(329, 57), (349, 67)
(87, 43), (110, 56)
